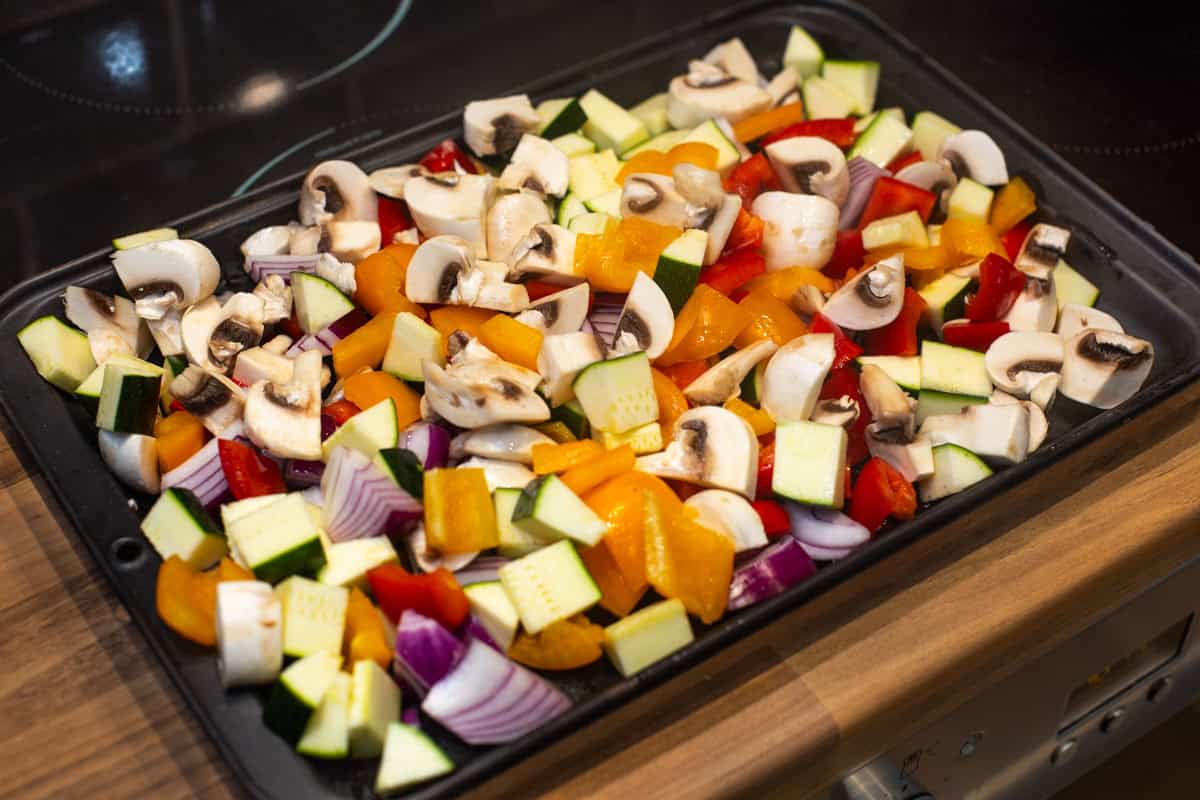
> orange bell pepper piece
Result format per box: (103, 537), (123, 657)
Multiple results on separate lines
(354, 243), (427, 318)
(507, 615), (606, 670)
(155, 556), (252, 647)
(732, 102), (805, 143)
(577, 217), (680, 293)
(742, 265), (835, 299)
(941, 218), (1006, 264)
(154, 410), (208, 473)
(342, 370), (422, 431)
(583, 472), (681, 595)
(477, 314), (544, 371)
(427, 306), (497, 354)
(531, 440), (604, 474)
(343, 586), (393, 670)
(724, 397), (775, 436)
(642, 491), (735, 624)
(657, 284), (751, 366)
(989, 177), (1037, 234)
(579, 543), (646, 617)
(734, 288), (808, 348)
(423, 468), (498, 554)
(560, 444), (635, 496)
(615, 150), (675, 184)
(331, 312), (397, 377)
(665, 141), (719, 171)
(657, 359), (711, 391)
(651, 368), (689, 434)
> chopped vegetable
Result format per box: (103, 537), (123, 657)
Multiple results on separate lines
(423, 468), (498, 554)
(848, 457), (917, 533)
(368, 564), (470, 631)
(507, 615), (605, 671)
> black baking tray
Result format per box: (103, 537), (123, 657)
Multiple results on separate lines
(3, 2), (1200, 798)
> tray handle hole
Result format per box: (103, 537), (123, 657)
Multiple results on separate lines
(110, 537), (147, 569)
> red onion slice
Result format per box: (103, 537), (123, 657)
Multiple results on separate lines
(321, 446), (422, 542)
(283, 458), (325, 489)
(394, 610), (466, 698)
(839, 157), (891, 230)
(161, 421), (243, 509)
(400, 422), (452, 469)
(459, 615), (501, 652)
(315, 308), (370, 350)
(787, 504), (871, 550)
(284, 334), (332, 358)
(422, 639), (571, 745)
(401, 708), (421, 728)
(243, 254), (320, 284)
(405, 524), (477, 573)
(452, 556), (510, 588)
(727, 537), (816, 611)
(797, 541), (857, 561)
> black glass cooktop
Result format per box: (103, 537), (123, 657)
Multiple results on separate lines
(3, 0), (1198, 286)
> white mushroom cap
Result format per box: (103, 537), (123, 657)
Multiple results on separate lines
(146, 309), (184, 357)
(1056, 303), (1124, 340)
(453, 424), (554, 465)
(683, 338), (779, 406)
(820, 254), (905, 331)
(635, 405), (759, 498)
(937, 130), (1009, 186)
(299, 160), (377, 226)
(322, 220), (381, 264)
(208, 292), (266, 373)
(405, 172), (496, 257)
(111, 239), (221, 321)
(985, 331), (1064, 397)
(240, 225), (293, 258)
(463, 94), (540, 157)
(751, 191), (839, 271)
(1003, 275), (1058, 332)
(64, 286), (148, 358)
(666, 61), (772, 129)
(1013, 224), (1070, 279)
(1058, 328), (1154, 409)
(764, 68), (799, 108)
(620, 173), (691, 228)
(405, 235), (526, 312)
(506, 223), (580, 285)
(181, 296), (225, 371)
(609, 272), (676, 360)
(515, 283), (591, 337)
(368, 164), (429, 200)
(684, 489), (768, 552)
(243, 350), (323, 460)
(486, 189), (552, 263)
(702, 37), (762, 84)
(764, 136), (850, 207)
(761, 333), (835, 423)
(498, 134), (570, 197)
(919, 403), (1030, 464)
(98, 430), (159, 494)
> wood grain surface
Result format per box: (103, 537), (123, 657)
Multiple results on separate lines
(2, 384), (1199, 800)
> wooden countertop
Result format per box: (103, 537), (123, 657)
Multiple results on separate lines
(4, 384), (1200, 800)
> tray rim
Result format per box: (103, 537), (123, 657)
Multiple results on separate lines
(2, 1), (1200, 798)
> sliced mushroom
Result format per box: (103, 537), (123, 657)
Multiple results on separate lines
(791, 283), (826, 320)
(620, 173), (691, 228)
(393, 227), (421, 246)
(761, 334), (835, 423)
(147, 309), (184, 357)
(536, 331), (604, 406)
(810, 395), (860, 428)
(666, 60), (772, 129)
(683, 338), (778, 405)
(608, 272), (676, 359)
(458, 456), (537, 491)
(243, 350), (323, 460)
(231, 346), (294, 387)
(989, 390), (1049, 452)
(170, 365), (245, 435)
(937, 130), (1009, 187)
(1058, 328), (1154, 409)
(764, 137), (850, 207)
(322, 221), (380, 264)
(820, 255), (905, 330)
(208, 293), (266, 372)
(507, 224), (581, 285)
(261, 335), (292, 356)
(87, 329), (133, 364)
(985, 331), (1064, 402)
(422, 357), (550, 429)
(405, 172), (496, 257)
(702, 37), (762, 85)
(635, 405), (759, 498)
(463, 94), (541, 157)
(673, 163), (725, 216)
(683, 489), (768, 553)
(453, 424), (553, 465)
(111, 239), (221, 321)
(486, 190), (552, 263)
(498, 134), (570, 197)
(405, 235), (529, 312)
(288, 225), (323, 256)
(315, 253), (358, 295)
(299, 160), (377, 226)
(894, 160), (957, 216)
(751, 191), (839, 271)
(1013, 223), (1070, 280)
(764, 68), (799, 108)
(919, 403), (1030, 465)
(368, 164), (429, 200)
(252, 274), (293, 325)
(240, 225), (293, 258)
(514, 283), (591, 336)
(1003, 275), (1057, 332)
(98, 430), (159, 494)
(64, 286), (150, 359)
(1056, 303), (1123, 339)
(181, 297), (225, 371)
(859, 364), (917, 443)
(700, 194), (743, 265)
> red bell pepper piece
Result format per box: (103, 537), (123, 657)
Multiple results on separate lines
(824, 229), (865, 279)
(322, 399), (361, 426)
(844, 465), (854, 503)
(751, 499), (791, 537)
(848, 457), (917, 534)
(756, 440), (775, 498)
(761, 118), (858, 149)
(857, 177), (938, 228)
(418, 139), (477, 174)
(218, 439), (286, 500)
(941, 320), (1011, 352)
(723, 153), (780, 206)
(524, 280), (569, 302)
(819, 366), (872, 466)
(367, 564), (470, 630)
(1001, 221), (1033, 261)
(965, 253), (1026, 322)
(863, 288), (928, 357)
(810, 312), (863, 370)
(722, 207), (765, 256)
(698, 250), (766, 296)
(886, 151), (923, 173)
(377, 195), (414, 246)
